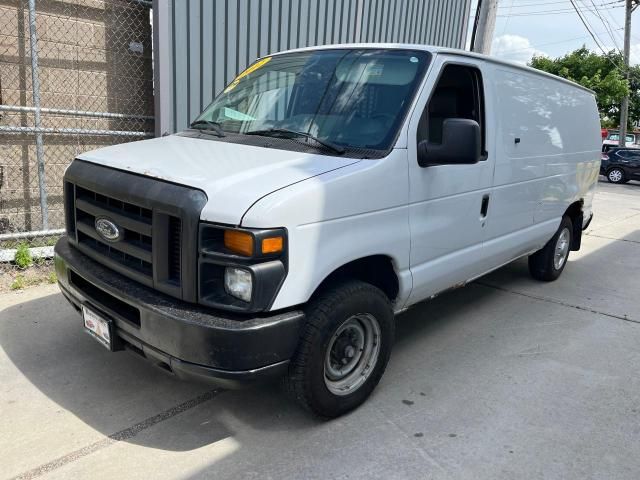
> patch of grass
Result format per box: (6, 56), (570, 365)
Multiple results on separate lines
(8, 270), (53, 291)
(10, 275), (26, 290)
(33, 255), (47, 267)
(1, 235), (61, 250)
(14, 243), (33, 269)
(1, 235), (60, 291)
(43, 236), (59, 247)
(0, 240), (19, 249)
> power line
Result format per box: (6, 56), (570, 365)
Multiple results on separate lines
(496, 0), (620, 8)
(500, 0), (516, 36)
(485, 0), (631, 69)
(581, 0), (622, 52)
(470, 0), (620, 16)
(602, 3), (640, 43)
(487, 0), (628, 48)
(495, 28), (623, 53)
(575, 0), (611, 50)
(496, 5), (624, 16)
(568, 0), (627, 70)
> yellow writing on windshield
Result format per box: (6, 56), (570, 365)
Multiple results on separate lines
(224, 57), (272, 93)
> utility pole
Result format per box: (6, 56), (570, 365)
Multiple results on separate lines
(471, 0), (499, 54)
(619, 0), (640, 146)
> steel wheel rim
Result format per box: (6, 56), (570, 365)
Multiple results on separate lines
(609, 169), (623, 182)
(324, 313), (381, 396)
(554, 227), (571, 270)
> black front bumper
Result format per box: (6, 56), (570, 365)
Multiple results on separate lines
(54, 236), (305, 388)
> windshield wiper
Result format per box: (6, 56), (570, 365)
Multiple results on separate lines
(245, 128), (345, 155)
(189, 120), (226, 137)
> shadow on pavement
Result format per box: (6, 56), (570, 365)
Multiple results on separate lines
(0, 278), (505, 455)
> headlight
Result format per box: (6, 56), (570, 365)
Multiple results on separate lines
(224, 267), (253, 302)
(199, 223), (287, 311)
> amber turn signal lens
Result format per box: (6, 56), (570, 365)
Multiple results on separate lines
(224, 230), (253, 256)
(261, 236), (284, 254)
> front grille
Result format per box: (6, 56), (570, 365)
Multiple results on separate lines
(64, 160), (208, 303)
(68, 182), (184, 291)
(74, 185), (155, 282)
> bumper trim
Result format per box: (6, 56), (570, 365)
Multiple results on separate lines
(55, 236), (305, 387)
(117, 328), (291, 389)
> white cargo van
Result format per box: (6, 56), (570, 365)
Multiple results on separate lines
(55, 45), (601, 417)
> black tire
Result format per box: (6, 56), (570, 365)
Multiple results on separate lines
(283, 280), (394, 418)
(528, 216), (573, 282)
(607, 167), (626, 184)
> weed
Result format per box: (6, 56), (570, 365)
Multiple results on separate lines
(48, 271), (57, 284)
(33, 255), (48, 266)
(44, 236), (59, 247)
(11, 275), (25, 290)
(14, 243), (33, 269)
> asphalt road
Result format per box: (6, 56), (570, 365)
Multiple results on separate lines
(1, 180), (639, 480)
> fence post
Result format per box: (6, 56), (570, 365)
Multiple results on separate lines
(27, 0), (49, 230)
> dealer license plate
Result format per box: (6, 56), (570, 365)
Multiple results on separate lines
(82, 305), (113, 350)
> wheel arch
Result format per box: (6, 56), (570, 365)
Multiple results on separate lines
(311, 255), (400, 304)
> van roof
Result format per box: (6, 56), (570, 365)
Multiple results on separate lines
(270, 43), (595, 95)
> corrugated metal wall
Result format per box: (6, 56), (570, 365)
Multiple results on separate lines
(155, 0), (472, 134)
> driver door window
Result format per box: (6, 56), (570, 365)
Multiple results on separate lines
(416, 64), (486, 155)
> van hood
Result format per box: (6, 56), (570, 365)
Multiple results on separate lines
(77, 134), (359, 225)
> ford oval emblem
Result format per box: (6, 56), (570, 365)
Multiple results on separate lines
(95, 217), (122, 242)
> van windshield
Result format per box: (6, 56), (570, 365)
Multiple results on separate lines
(193, 49), (430, 153)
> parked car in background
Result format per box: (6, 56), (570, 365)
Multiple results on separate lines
(602, 132), (637, 152)
(601, 148), (640, 184)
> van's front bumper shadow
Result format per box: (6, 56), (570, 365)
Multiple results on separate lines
(54, 236), (305, 389)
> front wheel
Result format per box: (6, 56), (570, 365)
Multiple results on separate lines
(284, 280), (394, 418)
(528, 216), (573, 282)
(607, 168), (626, 184)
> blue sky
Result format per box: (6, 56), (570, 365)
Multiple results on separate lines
(468, 0), (640, 65)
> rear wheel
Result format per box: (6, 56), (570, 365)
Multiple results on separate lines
(284, 280), (394, 418)
(528, 216), (573, 282)
(607, 167), (625, 184)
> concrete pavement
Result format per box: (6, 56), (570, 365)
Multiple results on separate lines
(1, 180), (639, 480)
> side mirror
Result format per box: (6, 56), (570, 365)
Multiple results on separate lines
(418, 118), (482, 167)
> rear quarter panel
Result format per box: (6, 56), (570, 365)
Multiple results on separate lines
(492, 67), (600, 229)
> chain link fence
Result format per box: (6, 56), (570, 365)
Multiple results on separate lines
(0, 0), (154, 288)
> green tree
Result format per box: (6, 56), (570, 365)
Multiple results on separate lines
(529, 46), (639, 128)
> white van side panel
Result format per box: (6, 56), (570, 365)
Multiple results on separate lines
(241, 149), (413, 311)
(477, 66), (601, 268)
(492, 67), (601, 228)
